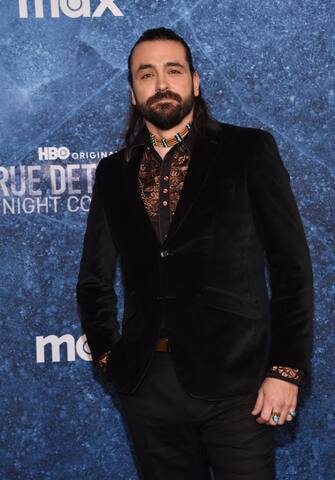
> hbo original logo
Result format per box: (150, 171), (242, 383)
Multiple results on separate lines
(38, 146), (70, 161)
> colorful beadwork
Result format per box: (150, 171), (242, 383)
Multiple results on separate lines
(149, 122), (192, 148)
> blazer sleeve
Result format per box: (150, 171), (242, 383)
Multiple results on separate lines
(76, 160), (121, 364)
(248, 130), (314, 376)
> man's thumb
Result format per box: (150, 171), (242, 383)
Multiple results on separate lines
(251, 389), (264, 415)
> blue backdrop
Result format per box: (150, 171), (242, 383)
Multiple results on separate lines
(1, 1), (334, 479)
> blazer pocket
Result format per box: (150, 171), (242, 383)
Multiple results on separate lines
(201, 285), (262, 319)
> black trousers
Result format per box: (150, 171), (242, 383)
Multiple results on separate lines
(118, 350), (275, 480)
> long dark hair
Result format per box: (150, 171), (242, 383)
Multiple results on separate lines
(123, 27), (213, 161)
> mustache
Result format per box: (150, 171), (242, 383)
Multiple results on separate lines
(147, 91), (181, 106)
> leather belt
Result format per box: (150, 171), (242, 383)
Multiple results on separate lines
(155, 337), (172, 352)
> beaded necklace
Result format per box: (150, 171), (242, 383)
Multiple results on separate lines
(149, 122), (192, 148)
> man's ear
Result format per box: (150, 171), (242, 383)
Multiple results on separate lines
(193, 71), (200, 97)
(130, 87), (136, 106)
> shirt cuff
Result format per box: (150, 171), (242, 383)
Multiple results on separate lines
(266, 365), (305, 386)
(96, 350), (111, 373)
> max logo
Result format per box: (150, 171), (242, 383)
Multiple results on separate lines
(18, 0), (124, 18)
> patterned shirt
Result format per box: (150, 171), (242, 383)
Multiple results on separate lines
(138, 126), (194, 244)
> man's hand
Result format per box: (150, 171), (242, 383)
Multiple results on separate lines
(251, 377), (298, 426)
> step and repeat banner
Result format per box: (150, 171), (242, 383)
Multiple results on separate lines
(1, 1), (334, 479)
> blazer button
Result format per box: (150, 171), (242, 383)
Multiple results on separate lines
(160, 249), (169, 258)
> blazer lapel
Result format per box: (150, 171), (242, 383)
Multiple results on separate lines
(163, 128), (221, 246)
(124, 146), (161, 252)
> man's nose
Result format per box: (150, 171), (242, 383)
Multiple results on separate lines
(156, 71), (169, 91)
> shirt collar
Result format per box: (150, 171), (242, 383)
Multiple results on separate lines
(132, 122), (196, 154)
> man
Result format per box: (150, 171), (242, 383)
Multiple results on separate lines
(76, 27), (314, 480)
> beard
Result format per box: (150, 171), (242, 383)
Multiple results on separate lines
(134, 88), (195, 130)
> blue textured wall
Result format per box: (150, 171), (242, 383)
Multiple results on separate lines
(1, 1), (334, 479)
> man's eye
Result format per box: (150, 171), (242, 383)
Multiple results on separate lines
(169, 69), (181, 74)
(141, 73), (153, 79)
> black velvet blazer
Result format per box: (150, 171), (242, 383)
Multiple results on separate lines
(76, 118), (314, 400)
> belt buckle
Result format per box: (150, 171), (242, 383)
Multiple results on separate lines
(157, 337), (171, 352)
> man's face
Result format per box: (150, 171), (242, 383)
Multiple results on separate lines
(129, 39), (200, 130)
